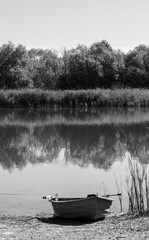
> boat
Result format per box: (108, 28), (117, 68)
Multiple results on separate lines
(43, 194), (113, 221)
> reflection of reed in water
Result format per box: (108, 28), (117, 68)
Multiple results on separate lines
(0, 108), (149, 126)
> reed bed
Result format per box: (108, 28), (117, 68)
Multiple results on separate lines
(0, 88), (149, 108)
(126, 156), (149, 214)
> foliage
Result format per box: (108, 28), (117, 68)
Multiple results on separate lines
(0, 42), (32, 89)
(0, 40), (149, 90)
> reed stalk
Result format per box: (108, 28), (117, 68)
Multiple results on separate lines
(114, 173), (123, 212)
(145, 173), (149, 210)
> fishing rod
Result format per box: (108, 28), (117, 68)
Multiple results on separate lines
(43, 193), (122, 200)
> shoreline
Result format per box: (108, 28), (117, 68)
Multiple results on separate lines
(1, 213), (149, 239)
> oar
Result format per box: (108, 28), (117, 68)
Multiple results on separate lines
(102, 193), (122, 198)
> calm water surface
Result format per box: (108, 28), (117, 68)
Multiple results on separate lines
(0, 108), (149, 216)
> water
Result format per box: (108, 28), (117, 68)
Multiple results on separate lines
(0, 108), (149, 216)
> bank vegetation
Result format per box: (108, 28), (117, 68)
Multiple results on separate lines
(0, 88), (149, 108)
(0, 40), (149, 107)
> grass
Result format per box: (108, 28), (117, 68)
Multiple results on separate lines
(0, 88), (149, 108)
(126, 155), (149, 214)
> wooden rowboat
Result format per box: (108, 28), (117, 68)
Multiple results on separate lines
(43, 194), (113, 221)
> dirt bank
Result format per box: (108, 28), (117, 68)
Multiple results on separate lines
(0, 213), (149, 240)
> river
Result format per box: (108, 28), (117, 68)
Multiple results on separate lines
(0, 108), (149, 216)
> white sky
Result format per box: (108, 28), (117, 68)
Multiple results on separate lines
(0, 0), (149, 52)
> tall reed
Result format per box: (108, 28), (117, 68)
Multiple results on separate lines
(1, 88), (149, 108)
(126, 155), (149, 214)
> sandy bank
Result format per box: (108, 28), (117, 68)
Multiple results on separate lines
(0, 213), (149, 240)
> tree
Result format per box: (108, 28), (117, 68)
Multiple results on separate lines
(0, 42), (32, 89)
(90, 41), (121, 88)
(57, 47), (70, 89)
(125, 45), (148, 88)
(28, 49), (60, 89)
(63, 45), (103, 89)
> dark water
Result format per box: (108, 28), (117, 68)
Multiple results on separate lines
(0, 108), (149, 216)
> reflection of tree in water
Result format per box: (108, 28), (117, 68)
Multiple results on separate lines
(58, 125), (117, 169)
(0, 126), (63, 171)
(0, 126), (28, 170)
(0, 122), (149, 171)
(117, 124), (149, 164)
(31, 126), (63, 163)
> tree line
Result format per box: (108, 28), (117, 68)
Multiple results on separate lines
(0, 40), (149, 90)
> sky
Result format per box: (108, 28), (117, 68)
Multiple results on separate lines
(0, 0), (149, 52)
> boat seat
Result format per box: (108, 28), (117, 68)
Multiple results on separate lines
(87, 194), (96, 198)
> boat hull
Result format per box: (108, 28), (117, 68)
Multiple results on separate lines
(51, 196), (112, 221)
